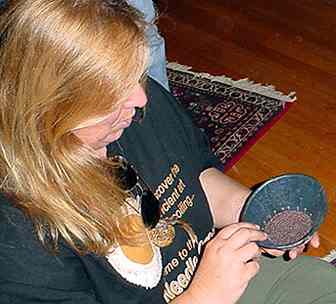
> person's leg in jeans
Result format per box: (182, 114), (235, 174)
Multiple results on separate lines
(238, 255), (336, 304)
(127, 0), (169, 91)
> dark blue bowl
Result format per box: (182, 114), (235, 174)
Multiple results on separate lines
(240, 174), (327, 250)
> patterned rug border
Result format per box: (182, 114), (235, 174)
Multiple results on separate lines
(168, 63), (296, 170)
(167, 62), (297, 103)
(222, 102), (292, 171)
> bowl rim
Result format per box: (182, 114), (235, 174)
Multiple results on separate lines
(257, 228), (314, 250)
(240, 173), (327, 250)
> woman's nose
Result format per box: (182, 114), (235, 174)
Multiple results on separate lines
(124, 85), (148, 109)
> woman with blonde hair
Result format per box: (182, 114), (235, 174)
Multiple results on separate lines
(1, 1), (336, 304)
(0, 0), (151, 255)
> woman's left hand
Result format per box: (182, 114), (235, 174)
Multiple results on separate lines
(262, 232), (320, 259)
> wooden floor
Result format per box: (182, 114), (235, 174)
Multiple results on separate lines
(157, 0), (336, 257)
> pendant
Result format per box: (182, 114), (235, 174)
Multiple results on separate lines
(148, 219), (176, 248)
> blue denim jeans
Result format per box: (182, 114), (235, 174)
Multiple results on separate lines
(127, 0), (169, 91)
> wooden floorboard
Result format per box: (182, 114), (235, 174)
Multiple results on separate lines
(158, 0), (336, 256)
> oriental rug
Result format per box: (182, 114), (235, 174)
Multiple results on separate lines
(167, 63), (296, 171)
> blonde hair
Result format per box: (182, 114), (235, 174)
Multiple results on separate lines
(0, 0), (149, 255)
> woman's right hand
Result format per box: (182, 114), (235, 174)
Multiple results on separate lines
(183, 222), (267, 304)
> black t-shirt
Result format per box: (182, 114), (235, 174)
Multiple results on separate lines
(0, 79), (222, 303)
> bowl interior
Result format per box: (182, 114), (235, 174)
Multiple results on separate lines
(240, 174), (327, 249)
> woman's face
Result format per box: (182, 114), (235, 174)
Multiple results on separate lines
(73, 84), (147, 158)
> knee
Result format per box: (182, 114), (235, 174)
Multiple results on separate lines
(293, 256), (336, 280)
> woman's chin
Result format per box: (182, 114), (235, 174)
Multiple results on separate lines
(92, 130), (126, 156)
(106, 129), (125, 144)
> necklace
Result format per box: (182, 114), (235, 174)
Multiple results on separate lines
(113, 140), (197, 248)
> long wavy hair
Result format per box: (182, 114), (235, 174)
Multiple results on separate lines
(0, 0), (149, 255)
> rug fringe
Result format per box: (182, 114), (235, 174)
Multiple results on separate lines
(167, 62), (297, 103)
(322, 249), (336, 262)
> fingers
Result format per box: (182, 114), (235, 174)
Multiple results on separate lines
(287, 233), (320, 259)
(236, 242), (261, 263)
(310, 232), (320, 248)
(263, 245), (304, 259)
(262, 232), (321, 260)
(214, 223), (267, 252)
(216, 222), (262, 241)
(262, 248), (284, 257)
(243, 259), (261, 281)
(211, 223), (266, 266)
(228, 227), (267, 249)
(289, 250), (297, 259)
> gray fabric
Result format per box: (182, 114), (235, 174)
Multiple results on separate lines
(239, 255), (336, 304)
